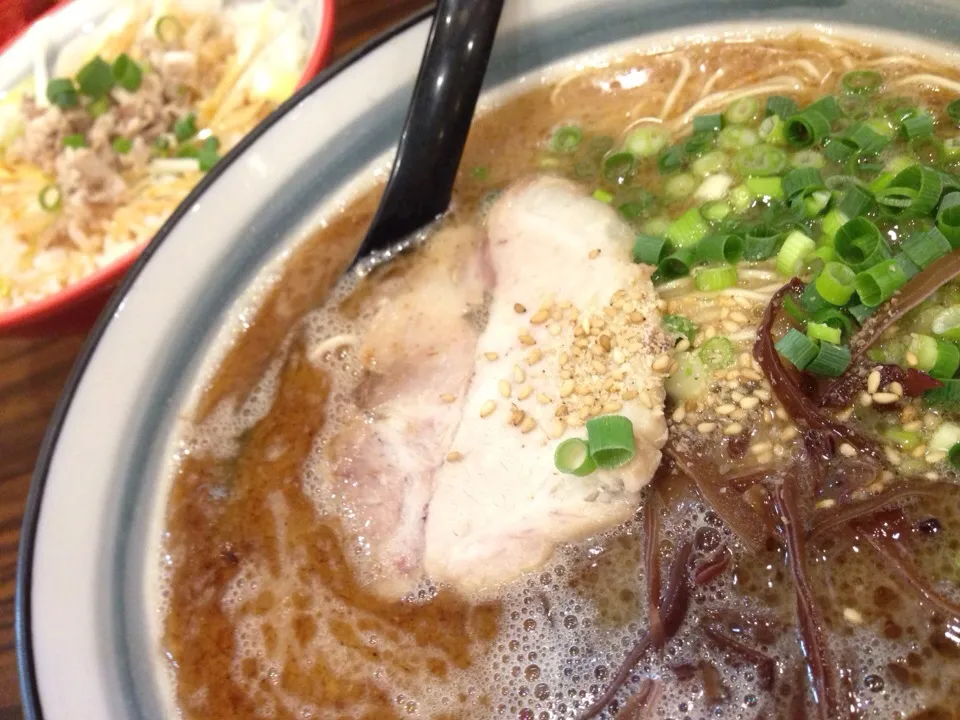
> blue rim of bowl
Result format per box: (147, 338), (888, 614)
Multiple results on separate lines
(13, 5), (434, 718)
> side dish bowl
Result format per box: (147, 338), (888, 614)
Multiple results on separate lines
(0, 0), (334, 336)
(16, 0), (960, 718)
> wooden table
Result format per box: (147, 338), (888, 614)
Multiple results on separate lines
(0, 1), (431, 715)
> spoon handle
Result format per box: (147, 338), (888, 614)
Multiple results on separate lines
(358, 0), (505, 258)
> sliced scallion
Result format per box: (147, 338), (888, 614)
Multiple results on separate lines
(625, 126), (669, 158)
(76, 56), (114, 98)
(733, 144), (787, 176)
(691, 150), (729, 177)
(932, 306), (960, 341)
(759, 115), (786, 145)
(585, 415), (636, 469)
(902, 112), (935, 140)
(657, 248), (696, 280)
(112, 53), (142, 92)
(551, 125), (583, 154)
(718, 126), (760, 151)
(805, 342), (851, 376)
(841, 69), (883, 95)
(695, 234), (744, 265)
(801, 281), (831, 314)
(949, 442), (960, 468)
(821, 209), (849, 240)
(855, 258), (910, 306)
(664, 172), (696, 199)
(837, 185), (875, 218)
(45, 77), (78, 109)
(926, 379), (960, 408)
(592, 188), (614, 203)
(173, 112), (197, 142)
(806, 96), (842, 122)
(694, 265), (738, 291)
(879, 164), (943, 218)
(807, 321), (842, 345)
(724, 97), (761, 125)
(63, 133), (86, 149)
(692, 113), (724, 133)
(657, 145), (686, 175)
(554, 438), (597, 476)
(782, 167), (825, 200)
(603, 151), (636, 184)
(38, 184), (61, 212)
(786, 110), (831, 147)
(776, 230), (816, 277)
(776, 328), (819, 370)
(901, 227), (953, 268)
(835, 217), (891, 271)
(112, 136), (132, 154)
(812, 307), (857, 337)
(663, 314), (698, 342)
(815, 262), (857, 305)
(632, 234), (666, 265)
(824, 137), (857, 163)
(948, 99), (960, 125)
(745, 175), (784, 200)
(937, 191), (960, 248)
(766, 95), (797, 119)
(666, 208), (709, 248)
(743, 226), (781, 260)
(156, 14), (184, 44)
(790, 149), (826, 169)
(699, 336), (736, 369)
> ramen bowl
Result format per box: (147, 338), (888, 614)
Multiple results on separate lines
(0, 0), (334, 336)
(17, 0), (960, 718)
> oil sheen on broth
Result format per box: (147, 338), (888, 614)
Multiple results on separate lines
(162, 31), (960, 719)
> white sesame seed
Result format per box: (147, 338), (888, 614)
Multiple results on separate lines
(839, 443), (857, 457)
(859, 392), (873, 408)
(513, 365), (526, 383)
(867, 370), (882, 394)
(884, 446), (902, 466)
(739, 396), (760, 410)
(480, 400), (496, 418)
(484, 352), (499, 361)
(520, 416), (537, 433)
(652, 354), (671, 372)
(888, 381), (903, 397)
(537, 393), (550, 405)
(530, 309), (549, 325)
(926, 451), (946, 464)
(560, 380), (575, 398)
(716, 403), (737, 416)
(843, 608), (863, 625)
(752, 389), (771, 402)
(517, 385), (533, 400)
(905, 351), (919, 367)
(756, 451), (774, 464)
(723, 422), (743, 436)
(815, 499), (836, 509)
(446, 451), (463, 462)
(672, 406), (686, 423)
(872, 392), (899, 405)
(440, 393), (456, 403)
(549, 419), (564, 438)
(750, 441), (772, 456)
(675, 339), (691, 353)
(697, 422), (717, 434)
(499, 380), (512, 398)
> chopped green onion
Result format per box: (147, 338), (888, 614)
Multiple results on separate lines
(944, 137), (960, 160)
(734, 144), (787, 176)
(908, 333), (960, 378)
(724, 97), (761, 125)
(554, 438), (597, 476)
(642, 216), (670, 237)
(718, 126), (759, 151)
(38, 184), (61, 212)
(848, 302), (876, 324)
(807, 321), (842, 344)
(812, 307), (857, 337)
(846, 121), (891, 153)
(901, 227), (953, 268)
(937, 191), (960, 248)
(932, 306), (960, 341)
(786, 110), (831, 148)
(691, 151), (729, 177)
(948, 99), (960, 125)
(729, 184), (752, 212)
(902, 112), (935, 140)
(776, 328), (819, 370)
(173, 112), (198, 142)
(790, 150), (826, 169)
(807, 244), (836, 266)
(933, 339), (960, 378)
(807, 96), (842, 122)
(175, 143), (199, 159)
(783, 294), (808, 324)
(695, 234), (744, 265)
(759, 115), (786, 145)
(616, 187), (656, 217)
(112, 53), (142, 92)
(823, 137), (857, 163)
(776, 230), (816, 277)
(743, 226), (781, 260)
(855, 258), (910, 306)
(766, 95), (797, 119)
(782, 167), (825, 200)
(603, 151), (636, 184)
(837, 186), (875, 218)
(926, 379), (960, 408)
(880, 164), (943, 218)
(76, 56), (114, 98)
(701, 201), (732, 222)
(684, 131), (716, 155)
(838, 94), (872, 120)
(592, 188), (614, 203)
(821, 209), (849, 240)
(950, 442), (960, 468)
(585, 415), (636, 469)
(657, 247), (696, 280)
(694, 265), (738, 291)
(698, 336), (736, 369)
(841, 70), (883, 95)
(198, 137), (221, 172)
(806, 341), (851, 376)
(801, 281), (831, 314)
(894, 252), (920, 282)
(45, 77), (78, 108)
(87, 96), (109, 118)
(471, 166), (489, 180)
(156, 14), (184, 44)
(625, 125), (669, 158)
(800, 190), (832, 218)
(745, 176), (784, 200)
(112, 136), (132, 154)
(693, 114), (724, 133)
(815, 262), (857, 305)
(551, 125), (583, 154)
(63, 133), (86, 149)
(835, 217), (891, 271)
(663, 314), (698, 342)
(665, 173), (696, 199)
(658, 145), (686, 175)
(633, 234), (666, 265)
(931, 423), (960, 453)
(883, 429), (922, 450)
(666, 208), (709, 248)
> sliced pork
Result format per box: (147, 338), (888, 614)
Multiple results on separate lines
(422, 176), (669, 596)
(327, 226), (491, 596)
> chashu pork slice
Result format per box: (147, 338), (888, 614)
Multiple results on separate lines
(327, 225), (492, 596)
(423, 176), (669, 597)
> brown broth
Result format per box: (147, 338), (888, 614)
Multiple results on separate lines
(164, 33), (960, 719)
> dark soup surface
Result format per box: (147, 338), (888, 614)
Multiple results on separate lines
(163, 31), (960, 719)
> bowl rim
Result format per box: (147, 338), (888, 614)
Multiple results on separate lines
(0, 0), (337, 333)
(13, 6), (433, 717)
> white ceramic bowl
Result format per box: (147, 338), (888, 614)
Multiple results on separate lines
(16, 0), (960, 717)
